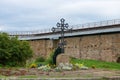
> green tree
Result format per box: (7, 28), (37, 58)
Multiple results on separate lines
(0, 32), (33, 67)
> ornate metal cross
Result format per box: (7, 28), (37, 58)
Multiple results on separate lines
(51, 18), (72, 53)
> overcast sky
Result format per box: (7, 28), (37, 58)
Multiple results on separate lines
(0, 0), (120, 31)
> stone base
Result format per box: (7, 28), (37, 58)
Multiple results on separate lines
(56, 54), (70, 65)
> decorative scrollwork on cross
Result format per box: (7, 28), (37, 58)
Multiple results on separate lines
(51, 18), (72, 53)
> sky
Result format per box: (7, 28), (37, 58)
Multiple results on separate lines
(0, 0), (120, 31)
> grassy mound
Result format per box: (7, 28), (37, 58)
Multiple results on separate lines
(71, 58), (120, 70)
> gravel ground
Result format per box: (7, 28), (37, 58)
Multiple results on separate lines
(0, 68), (120, 79)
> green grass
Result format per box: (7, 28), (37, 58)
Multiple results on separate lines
(71, 58), (120, 70)
(18, 75), (38, 78)
(0, 75), (7, 78)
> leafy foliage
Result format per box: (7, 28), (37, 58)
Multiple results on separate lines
(0, 32), (33, 67)
(29, 63), (37, 68)
(35, 56), (45, 62)
(34, 48), (61, 66)
(45, 51), (54, 65)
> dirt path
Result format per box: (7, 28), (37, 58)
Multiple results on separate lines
(0, 68), (120, 79)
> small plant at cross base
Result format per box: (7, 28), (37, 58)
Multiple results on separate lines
(35, 56), (45, 62)
(29, 63), (37, 68)
(45, 50), (54, 66)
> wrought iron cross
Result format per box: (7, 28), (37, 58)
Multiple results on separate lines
(51, 18), (72, 53)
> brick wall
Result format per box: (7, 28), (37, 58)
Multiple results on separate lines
(28, 33), (120, 62)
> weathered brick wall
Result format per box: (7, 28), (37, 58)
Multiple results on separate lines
(29, 39), (58, 58)
(112, 34), (120, 62)
(64, 37), (80, 58)
(28, 33), (120, 62)
(29, 40), (47, 58)
(65, 33), (120, 62)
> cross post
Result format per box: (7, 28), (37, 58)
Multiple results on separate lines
(51, 18), (72, 53)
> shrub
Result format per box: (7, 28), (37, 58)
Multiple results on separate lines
(0, 32), (33, 67)
(29, 63), (37, 68)
(35, 57), (45, 62)
(45, 51), (54, 65)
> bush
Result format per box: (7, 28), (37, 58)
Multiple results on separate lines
(35, 57), (45, 62)
(29, 63), (37, 68)
(0, 32), (33, 67)
(45, 51), (54, 65)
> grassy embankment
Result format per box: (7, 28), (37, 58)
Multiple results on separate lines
(71, 58), (120, 70)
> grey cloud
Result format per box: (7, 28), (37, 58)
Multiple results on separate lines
(0, 0), (120, 31)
